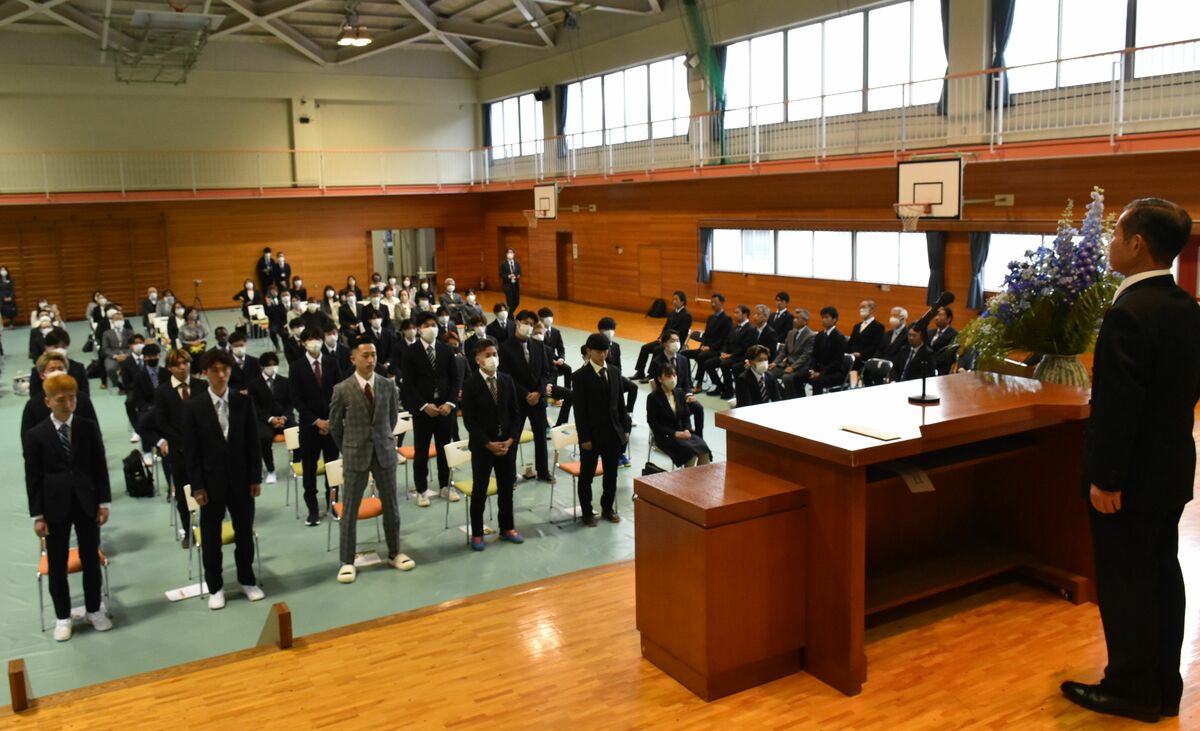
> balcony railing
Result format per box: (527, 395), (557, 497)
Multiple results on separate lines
(1, 38), (1197, 197)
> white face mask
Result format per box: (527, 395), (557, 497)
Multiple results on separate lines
(474, 326), (486, 338)
(480, 355), (498, 373)
(419, 326), (437, 344)
(295, 280), (302, 287)
(175, 308), (185, 316)
(403, 280), (411, 288)
(506, 253), (514, 260)
(40, 326), (52, 335)
(324, 335), (338, 349)
(149, 293), (157, 301)
(326, 291), (335, 299)
(165, 295), (175, 304)
(278, 257), (285, 264)
(388, 278), (397, 286)
(752, 360), (769, 375)
(50, 346), (68, 357)
(282, 297), (291, 306)
(662, 377), (677, 391)
(232, 345), (247, 357)
(346, 298), (357, 308)
(404, 330), (416, 341)
(370, 296), (380, 305)
(602, 329), (615, 339)
(370, 319), (382, 330)
(112, 319), (124, 329)
(305, 340), (322, 355)
(98, 298), (108, 306)
(292, 328), (305, 339)
(131, 343), (145, 355)
(542, 317), (554, 328)
(420, 283), (429, 291)
(516, 323), (532, 338)
(437, 316), (449, 326)
(467, 294), (476, 304)
(532, 333), (545, 342)
(889, 317), (901, 329)
(246, 285), (254, 292)
(665, 341), (680, 356)
(446, 285), (455, 293)
(307, 302), (319, 312)
(497, 312), (508, 322)
(263, 365), (278, 377)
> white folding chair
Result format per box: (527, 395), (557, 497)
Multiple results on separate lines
(284, 425), (325, 518)
(183, 484), (262, 598)
(325, 458), (384, 553)
(392, 411), (413, 497)
(550, 423), (603, 523)
(445, 439), (498, 542)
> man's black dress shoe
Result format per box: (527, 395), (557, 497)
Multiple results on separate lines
(1060, 681), (1160, 723)
(1161, 702), (1179, 717)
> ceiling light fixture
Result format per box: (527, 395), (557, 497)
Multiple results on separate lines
(336, 4), (371, 47)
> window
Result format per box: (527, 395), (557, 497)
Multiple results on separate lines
(708, 228), (928, 286)
(564, 56), (689, 150)
(983, 233), (1050, 291)
(488, 93), (543, 161)
(1134, 0), (1200, 77)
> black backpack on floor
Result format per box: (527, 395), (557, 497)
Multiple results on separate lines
(123, 450), (154, 498)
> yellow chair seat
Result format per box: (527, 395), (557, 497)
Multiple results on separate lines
(290, 458), (326, 478)
(453, 478), (499, 497)
(38, 548), (107, 576)
(519, 429), (535, 444)
(557, 461), (602, 478)
(398, 444), (438, 460)
(193, 521), (256, 546)
(332, 496), (384, 520)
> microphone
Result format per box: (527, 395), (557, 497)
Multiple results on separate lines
(912, 291), (955, 334)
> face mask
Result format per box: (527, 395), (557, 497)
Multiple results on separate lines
(175, 308), (185, 316)
(146, 359), (159, 368)
(0, 269), (7, 276)
(859, 308), (870, 318)
(420, 283), (429, 290)
(889, 317), (901, 329)
(467, 294), (476, 304)
(753, 360), (769, 375)
(404, 329), (415, 341)
(165, 296), (175, 304)
(131, 343), (145, 355)
(45, 368), (66, 378)
(50, 347), (68, 357)
(246, 285), (254, 292)
(324, 335), (338, 349)
(292, 328), (305, 338)
(370, 319), (382, 330)
(112, 320), (124, 329)
(347, 298), (357, 308)
(39, 301), (49, 309)
(349, 280), (357, 287)
(282, 297), (291, 306)
(665, 341), (680, 356)
(403, 279), (411, 288)
(149, 293), (157, 301)
(542, 317), (554, 328)
(98, 298), (108, 306)
(388, 278), (397, 286)
(474, 326), (486, 338)
(516, 323), (532, 338)
(437, 316), (449, 326)
(263, 365), (278, 377)
(40, 326), (51, 335)
(446, 285), (455, 293)
(232, 345), (247, 357)
(419, 326), (437, 343)
(602, 329), (614, 339)
(326, 291), (335, 299)
(305, 340), (322, 355)
(370, 296), (380, 305)
(497, 312), (508, 322)
(532, 333), (545, 342)
(662, 377), (677, 391)
(278, 257), (285, 264)
(481, 355), (498, 372)
(295, 280), (302, 287)
(506, 253), (514, 260)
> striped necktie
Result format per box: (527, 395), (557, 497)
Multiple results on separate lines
(57, 423), (71, 458)
(759, 375), (768, 402)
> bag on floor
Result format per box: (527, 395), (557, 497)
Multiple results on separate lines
(82, 335), (95, 353)
(641, 462), (666, 476)
(645, 298), (667, 318)
(123, 450), (154, 498)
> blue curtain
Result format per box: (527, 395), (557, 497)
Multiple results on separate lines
(925, 231), (947, 305)
(482, 103), (493, 166)
(968, 232), (991, 308)
(936, 0), (951, 115)
(698, 228), (713, 284)
(711, 45), (727, 149)
(555, 84), (569, 159)
(987, 0), (1016, 109)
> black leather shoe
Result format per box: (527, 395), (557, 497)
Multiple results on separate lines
(1060, 681), (1160, 723)
(305, 513), (320, 526)
(1161, 702), (1179, 717)
(602, 511), (621, 524)
(180, 533), (191, 550)
(581, 515), (597, 527)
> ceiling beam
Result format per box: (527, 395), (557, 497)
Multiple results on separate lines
(511, 0), (554, 47)
(394, 0), (478, 71)
(15, 0), (136, 47)
(222, 0), (327, 65)
(1, 0), (71, 30)
(436, 18), (543, 47)
(255, 0), (325, 21)
(539, 0), (659, 14)
(210, 17), (254, 37)
(334, 21), (427, 64)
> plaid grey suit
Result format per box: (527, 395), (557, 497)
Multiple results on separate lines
(329, 373), (400, 565)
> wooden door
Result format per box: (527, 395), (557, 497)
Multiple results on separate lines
(555, 231), (573, 301)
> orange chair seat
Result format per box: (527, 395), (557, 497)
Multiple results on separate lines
(557, 461), (603, 477)
(398, 444), (438, 460)
(272, 433), (287, 443)
(332, 497), (384, 520)
(38, 548), (108, 576)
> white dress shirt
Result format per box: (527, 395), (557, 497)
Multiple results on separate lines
(1112, 269), (1173, 303)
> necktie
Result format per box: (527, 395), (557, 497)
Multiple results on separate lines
(181, 382), (190, 401)
(313, 358), (322, 385)
(759, 376), (768, 402)
(216, 398), (229, 439)
(136, 357), (143, 370)
(427, 345), (436, 368)
(523, 342), (530, 364)
(58, 423), (71, 458)
(599, 367), (608, 388)
(487, 375), (498, 403)
(904, 349), (916, 376)
(149, 368), (158, 388)
(364, 382), (374, 405)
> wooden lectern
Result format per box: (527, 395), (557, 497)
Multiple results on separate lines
(635, 373), (1094, 699)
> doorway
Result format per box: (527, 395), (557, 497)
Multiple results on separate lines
(555, 231), (574, 301)
(371, 228), (436, 282)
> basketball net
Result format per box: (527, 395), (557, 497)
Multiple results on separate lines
(894, 203), (931, 232)
(522, 209), (538, 230)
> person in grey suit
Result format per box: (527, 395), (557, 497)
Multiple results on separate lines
(769, 308), (817, 398)
(328, 336), (415, 583)
(101, 311), (135, 391)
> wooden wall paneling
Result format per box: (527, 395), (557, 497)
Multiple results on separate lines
(555, 231), (574, 301)
(638, 245), (662, 300)
(0, 226), (21, 321)
(129, 215), (170, 301)
(18, 225), (65, 319)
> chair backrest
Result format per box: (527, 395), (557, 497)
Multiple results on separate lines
(445, 439), (472, 469)
(841, 353), (855, 372)
(153, 316), (169, 335)
(550, 423), (578, 450)
(392, 412), (412, 436)
(283, 425), (300, 450)
(862, 358), (893, 387)
(247, 304), (267, 320)
(326, 458), (344, 488)
(183, 484), (199, 513)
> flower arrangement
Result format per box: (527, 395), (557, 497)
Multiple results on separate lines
(956, 187), (1122, 386)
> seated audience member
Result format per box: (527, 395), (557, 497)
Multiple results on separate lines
(926, 305), (959, 375)
(735, 344), (784, 405)
(646, 363), (711, 468)
(31, 328), (90, 399)
(538, 307), (572, 387)
(322, 322), (351, 380)
(301, 298), (330, 334)
(435, 306), (454, 340)
(378, 285), (401, 322)
(24, 373), (112, 641)
(461, 289), (484, 325)
(344, 275), (363, 301)
(893, 325), (936, 382)
(155, 348), (206, 543)
(749, 303), (779, 358)
(439, 277), (467, 325)
(249, 351), (293, 484)
(414, 278), (434, 311)
(339, 290), (364, 341)
(648, 330), (704, 437)
(633, 290), (692, 381)
(232, 279), (261, 322)
(101, 310), (135, 392)
(699, 304), (756, 400)
(320, 285), (341, 327)
(393, 288), (414, 323)
(768, 292), (795, 343)
(227, 329), (261, 393)
(798, 306), (848, 396)
(769, 308), (817, 398)
(847, 299), (885, 386)
(157, 289), (177, 319)
(486, 303), (515, 344)
(289, 276), (307, 302)
(22, 353), (99, 441)
(361, 290), (392, 331)
(140, 287), (160, 334)
(29, 315), (53, 360)
(265, 287), (288, 351)
(166, 301), (188, 348)
(881, 306), (910, 364)
(178, 310), (209, 360)
(682, 294), (732, 392)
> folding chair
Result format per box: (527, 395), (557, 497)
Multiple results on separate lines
(862, 358), (894, 387)
(184, 484), (262, 597)
(828, 353), (857, 393)
(397, 415), (440, 498)
(550, 423), (603, 523)
(284, 425), (325, 519)
(517, 428), (535, 477)
(36, 539), (111, 632)
(444, 439), (498, 542)
(246, 304), (269, 339)
(325, 458), (384, 552)
(393, 412), (412, 497)
(645, 432), (678, 472)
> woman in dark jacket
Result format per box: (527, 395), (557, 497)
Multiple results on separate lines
(0, 265), (16, 325)
(646, 363), (712, 468)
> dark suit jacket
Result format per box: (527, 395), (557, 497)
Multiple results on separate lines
(322, 343), (351, 380)
(250, 373), (294, 441)
(721, 321), (757, 358)
(185, 389), (262, 499)
(274, 261), (292, 291)
(127, 364), (167, 413)
(461, 370), (522, 451)
(283, 336), (305, 367)
(499, 336), (550, 408)
(768, 309), (794, 339)
(544, 327), (566, 362)
(361, 303), (393, 331)
(698, 311), (732, 348)
(154, 376), (207, 452)
(1085, 275), (1200, 513)
(882, 327), (910, 363)
(848, 320), (887, 361)
(255, 256), (275, 290)
(649, 351), (695, 393)
(571, 362), (631, 448)
(24, 415), (111, 523)
(926, 326), (959, 375)
(735, 369), (783, 405)
(229, 354), (261, 392)
(812, 328), (849, 377)
(400, 340), (462, 411)
(750, 324), (779, 360)
(891, 345), (935, 382)
(646, 387), (695, 445)
(663, 307), (694, 340)
(30, 359), (90, 399)
(289, 354), (338, 429)
(21, 397), (99, 448)
(500, 259), (522, 289)
(486, 318), (515, 345)
(364, 327), (398, 364)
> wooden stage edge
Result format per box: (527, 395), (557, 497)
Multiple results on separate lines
(0, 561), (630, 716)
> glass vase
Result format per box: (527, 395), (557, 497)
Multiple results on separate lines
(1032, 354), (1090, 388)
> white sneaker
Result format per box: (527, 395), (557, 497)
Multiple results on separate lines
(129, 431), (140, 443)
(265, 472), (277, 484)
(337, 564), (357, 583)
(241, 584), (265, 601)
(417, 492), (430, 508)
(440, 486), (460, 503)
(53, 618), (72, 641)
(85, 611), (112, 631)
(208, 589), (226, 610)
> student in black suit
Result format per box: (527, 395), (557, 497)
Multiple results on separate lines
(361, 292), (393, 332)
(363, 310), (398, 364)
(597, 317), (639, 417)
(633, 290), (693, 380)
(232, 279), (261, 322)
(847, 299), (886, 386)
(154, 349), (207, 542)
(499, 309), (552, 482)
(30, 328), (90, 400)
(767, 292), (795, 344)
(501, 248), (522, 311)
(891, 326), (935, 382)
(460, 340), (525, 551)
(648, 330), (704, 438)
(250, 351), (293, 485)
(21, 353), (99, 448)
(24, 373), (112, 641)
(572, 333), (631, 526)
(683, 294), (732, 392)
(486, 303), (515, 344)
(140, 287), (160, 335)
(124, 342), (166, 453)
(186, 349), (264, 611)
(881, 306), (910, 365)
(290, 276), (308, 303)
(386, 319), (418, 383)
(322, 322), (351, 380)
(264, 288), (288, 351)
(735, 344), (784, 406)
(1062, 198), (1200, 723)
(925, 306), (958, 375)
(401, 312), (462, 507)
(646, 362), (711, 468)
(273, 251), (292, 292)
(289, 328), (340, 525)
(700, 304), (756, 399)
(799, 306), (849, 396)
(227, 330), (261, 394)
(538, 307), (572, 388)
(462, 315), (491, 373)
(255, 247), (275, 292)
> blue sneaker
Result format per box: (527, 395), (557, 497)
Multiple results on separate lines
(618, 454), (631, 468)
(470, 536), (486, 551)
(499, 529), (525, 544)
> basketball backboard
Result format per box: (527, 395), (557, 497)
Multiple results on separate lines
(896, 159), (962, 220)
(534, 183), (558, 220)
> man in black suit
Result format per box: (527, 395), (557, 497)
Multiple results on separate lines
(486, 303), (515, 344)
(24, 373), (112, 641)
(891, 325), (935, 382)
(682, 294), (732, 392)
(881, 306), (910, 364)
(847, 299), (886, 386)
(799, 306), (849, 396)
(462, 315), (491, 372)
(648, 330), (704, 437)
(140, 286), (160, 335)
(700, 304), (756, 399)
(30, 328), (90, 400)
(925, 306), (958, 375)
(250, 351), (293, 485)
(284, 318), (307, 366)
(154, 349), (206, 543)
(572, 333), (631, 527)
(460, 340), (524, 551)
(124, 342), (165, 451)
(363, 310), (398, 364)
(768, 292), (795, 344)
(186, 349), (264, 611)
(538, 307), (572, 388)
(1062, 198), (1200, 724)
(322, 322), (351, 380)
(264, 288), (288, 351)
(227, 330), (261, 394)
(735, 344), (784, 405)
(633, 290), (693, 381)
(401, 311), (462, 507)
(255, 247), (276, 292)
(501, 248), (522, 311)
(273, 251), (292, 292)
(499, 309), (552, 482)
(290, 328), (341, 525)
(22, 353), (100, 442)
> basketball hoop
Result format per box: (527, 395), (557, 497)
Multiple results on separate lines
(894, 203), (932, 232)
(522, 209), (538, 229)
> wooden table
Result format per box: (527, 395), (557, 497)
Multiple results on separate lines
(635, 373), (1094, 698)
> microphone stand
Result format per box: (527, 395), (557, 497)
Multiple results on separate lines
(907, 293), (954, 406)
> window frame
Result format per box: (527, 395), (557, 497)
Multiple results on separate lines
(487, 91), (544, 161)
(563, 54), (690, 151)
